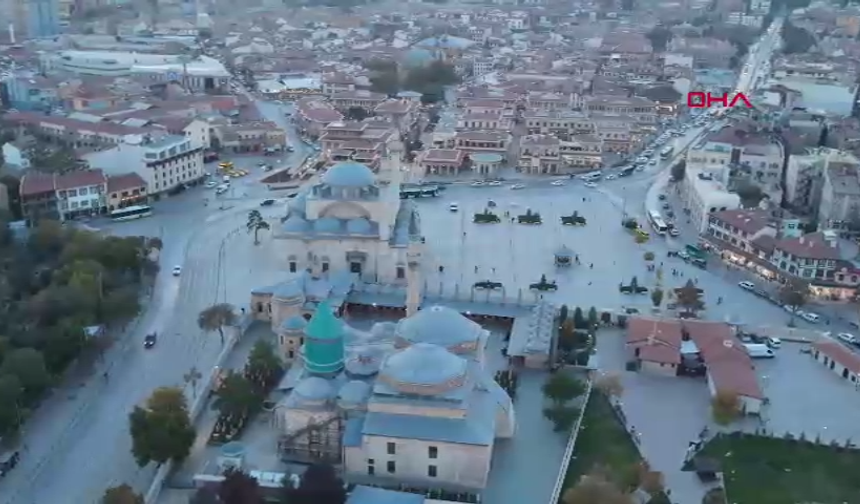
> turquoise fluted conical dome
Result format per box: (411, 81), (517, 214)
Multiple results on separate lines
(303, 301), (345, 376)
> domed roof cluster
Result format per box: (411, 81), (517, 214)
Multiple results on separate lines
(314, 217), (341, 234)
(346, 217), (373, 234)
(338, 380), (371, 407)
(396, 305), (481, 351)
(281, 314), (307, 333)
(345, 347), (384, 377)
(322, 161), (376, 188)
(282, 215), (310, 233)
(379, 343), (468, 395)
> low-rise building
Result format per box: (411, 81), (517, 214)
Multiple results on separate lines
(296, 98), (344, 139)
(680, 167), (741, 234)
(419, 149), (466, 176)
(812, 341), (860, 387)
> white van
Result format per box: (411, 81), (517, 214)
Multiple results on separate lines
(766, 336), (782, 349)
(222, 175), (231, 183)
(744, 343), (775, 359)
(449, 202), (459, 212)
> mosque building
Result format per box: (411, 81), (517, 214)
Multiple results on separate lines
(272, 139), (422, 285)
(271, 300), (516, 491)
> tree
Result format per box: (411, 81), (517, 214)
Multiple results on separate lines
(781, 21), (816, 54)
(128, 387), (196, 467)
(197, 303), (237, 345)
(0, 374), (24, 434)
(245, 339), (282, 392)
(282, 463), (347, 504)
(189, 487), (220, 504)
(0, 348), (50, 401)
(595, 373), (623, 401)
(542, 371), (586, 405)
(671, 160), (686, 181)
(559, 304), (569, 325)
(779, 279), (808, 322)
(246, 210), (270, 245)
(101, 484), (144, 504)
(563, 470), (632, 504)
(674, 280), (704, 316)
(587, 307), (598, 328)
(646, 25), (673, 52)
(735, 181), (764, 208)
(651, 288), (664, 308)
(344, 106), (369, 121)
(27, 144), (80, 174)
(213, 371), (260, 417)
(711, 389), (741, 424)
(572, 307), (586, 329)
(219, 468), (263, 504)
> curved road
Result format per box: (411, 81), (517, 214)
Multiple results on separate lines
(1, 199), (284, 504)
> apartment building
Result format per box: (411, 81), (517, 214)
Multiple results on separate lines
(20, 169), (108, 223)
(583, 96), (658, 129)
(85, 134), (204, 196)
(458, 112), (513, 132)
(3, 112), (155, 149)
(680, 165), (741, 234)
(319, 121), (396, 169)
(819, 160), (860, 229)
(329, 90), (387, 111)
(518, 135), (561, 174)
(523, 111), (596, 140)
(373, 99), (421, 135)
(217, 122), (286, 154)
(704, 209), (860, 298)
(453, 131), (512, 161)
(419, 149), (467, 176)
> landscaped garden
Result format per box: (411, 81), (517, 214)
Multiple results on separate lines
(560, 390), (669, 504)
(693, 432), (860, 504)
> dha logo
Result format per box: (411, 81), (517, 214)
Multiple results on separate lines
(687, 92), (753, 109)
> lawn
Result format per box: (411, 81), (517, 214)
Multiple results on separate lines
(562, 391), (641, 491)
(695, 433), (860, 504)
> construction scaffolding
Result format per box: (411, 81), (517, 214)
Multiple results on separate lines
(277, 415), (344, 465)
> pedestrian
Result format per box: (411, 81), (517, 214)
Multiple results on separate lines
(590, 263), (594, 269)
(439, 265), (444, 273)
(474, 265), (478, 273)
(492, 267), (496, 274)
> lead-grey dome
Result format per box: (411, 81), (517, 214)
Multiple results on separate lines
(380, 343), (468, 394)
(280, 315), (307, 332)
(282, 215), (310, 233)
(346, 218), (373, 234)
(314, 217), (341, 233)
(322, 161), (376, 187)
(273, 279), (304, 302)
(396, 305), (481, 350)
(294, 376), (334, 402)
(338, 380), (371, 407)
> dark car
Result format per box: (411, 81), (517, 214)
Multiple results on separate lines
(0, 450), (20, 477)
(260, 199), (276, 206)
(474, 280), (503, 290)
(144, 333), (157, 349)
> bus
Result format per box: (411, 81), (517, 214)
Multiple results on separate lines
(110, 205), (153, 221)
(660, 146), (674, 159)
(648, 210), (668, 235)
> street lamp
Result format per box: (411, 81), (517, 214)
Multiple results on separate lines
(184, 366), (203, 398)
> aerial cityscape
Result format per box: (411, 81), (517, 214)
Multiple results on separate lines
(1, 0), (860, 503)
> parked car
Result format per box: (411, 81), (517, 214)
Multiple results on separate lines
(551, 180), (566, 186)
(172, 265), (182, 276)
(738, 281), (756, 291)
(837, 332), (857, 345)
(801, 312), (821, 324)
(510, 184), (525, 190)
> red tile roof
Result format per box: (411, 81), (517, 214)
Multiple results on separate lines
(814, 341), (860, 375)
(19, 172), (55, 196)
(55, 170), (106, 191)
(626, 318), (683, 365)
(775, 232), (841, 261)
(710, 209), (772, 235)
(107, 173), (147, 193)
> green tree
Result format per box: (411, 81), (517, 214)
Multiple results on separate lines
(0, 374), (24, 434)
(213, 371), (260, 417)
(558, 304), (569, 325)
(711, 389), (741, 424)
(735, 181), (764, 208)
(0, 348), (50, 401)
(128, 387), (195, 466)
(101, 483), (144, 504)
(563, 470), (632, 504)
(27, 144), (80, 174)
(671, 160), (686, 181)
(674, 280), (705, 316)
(245, 339), (282, 392)
(572, 307), (586, 329)
(781, 21), (816, 54)
(651, 288), (664, 308)
(646, 25), (673, 52)
(542, 371), (586, 405)
(587, 307), (598, 328)
(197, 303), (236, 345)
(246, 210), (271, 245)
(344, 106), (369, 121)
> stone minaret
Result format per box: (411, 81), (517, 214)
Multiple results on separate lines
(405, 240), (423, 317)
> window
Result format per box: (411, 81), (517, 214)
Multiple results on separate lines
(289, 262), (297, 273)
(428, 465), (437, 478)
(428, 446), (438, 459)
(367, 465), (375, 475)
(386, 461), (396, 474)
(386, 442), (395, 455)
(322, 262), (330, 273)
(396, 266), (405, 279)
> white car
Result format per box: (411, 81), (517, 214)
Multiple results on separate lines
(205, 181), (218, 188)
(488, 181), (502, 187)
(172, 265), (182, 276)
(510, 184), (525, 190)
(801, 312), (821, 324)
(551, 180), (566, 186)
(471, 181), (485, 187)
(449, 203), (459, 212)
(738, 281), (756, 291)
(648, 159), (658, 165)
(605, 174), (617, 180)
(669, 228), (680, 237)
(584, 182), (598, 188)
(837, 332), (857, 345)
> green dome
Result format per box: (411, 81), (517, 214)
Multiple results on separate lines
(303, 300), (345, 375)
